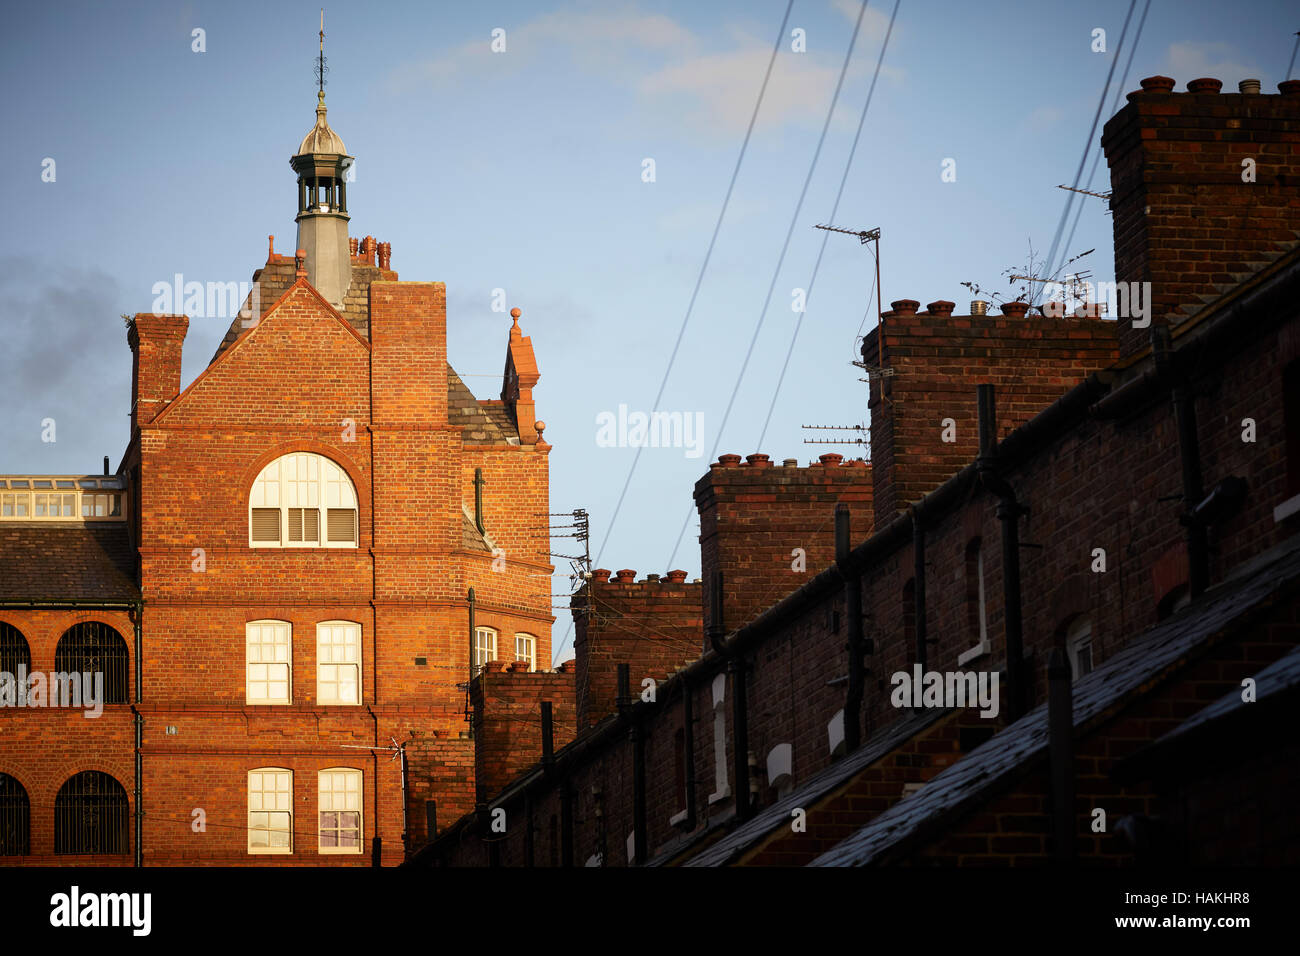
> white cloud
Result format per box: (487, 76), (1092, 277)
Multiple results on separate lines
(385, 1), (902, 137)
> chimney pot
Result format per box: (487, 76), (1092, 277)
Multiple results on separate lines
(665, 570), (688, 583)
(1280, 80), (1300, 97)
(889, 299), (920, 316)
(349, 237), (359, 257)
(783, 458), (798, 467)
(818, 453), (844, 466)
(925, 300), (955, 317)
(591, 569), (611, 583)
(1186, 77), (1223, 94)
(1000, 300), (1030, 318)
(717, 453), (743, 467)
(1139, 75), (1176, 93)
(970, 299), (989, 316)
(643, 573), (661, 583)
(745, 453), (772, 467)
(615, 569), (637, 583)
(1238, 79), (1262, 95)
(378, 241), (392, 270)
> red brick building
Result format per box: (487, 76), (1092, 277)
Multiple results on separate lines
(0, 90), (554, 865)
(418, 77), (1300, 868)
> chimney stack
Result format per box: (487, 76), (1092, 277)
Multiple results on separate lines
(1102, 77), (1300, 358)
(127, 313), (189, 432)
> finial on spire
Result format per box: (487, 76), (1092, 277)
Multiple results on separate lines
(315, 8), (329, 101)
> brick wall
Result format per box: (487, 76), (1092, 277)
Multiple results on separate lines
(1102, 76), (1300, 358)
(470, 660), (576, 798)
(128, 313), (188, 431)
(0, 609), (136, 865)
(863, 299), (1117, 527)
(572, 572), (701, 727)
(694, 453), (872, 637)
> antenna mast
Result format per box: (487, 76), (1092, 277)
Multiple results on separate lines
(815, 222), (886, 398)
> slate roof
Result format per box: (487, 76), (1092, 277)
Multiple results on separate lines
(674, 705), (952, 867)
(808, 530), (1300, 867)
(0, 523), (138, 603)
(448, 368), (516, 445)
(1160, 642), (1300, 743)
(208, 259), (298, 365)
(462, 509), (493, 553)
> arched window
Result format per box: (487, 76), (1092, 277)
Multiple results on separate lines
(55, 771), (128, 854)
(0, 773), (30, 856)
(249, 452), (358, 548)
(247, 621), (291, 704)
(55, 622), (128, 705)
(514, 633), (536, 671)
(473, 626), (497, 675)
(318, 768), (362, 854)
(0, 622), (31, 681)
(316, 621), (361, 705)
(248, 768), (293, 854)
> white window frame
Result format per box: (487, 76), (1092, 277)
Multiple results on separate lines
(246, 620), (291, 704)
(318, 768), (363, 855)
(514, 633), (536, 671)
(958, 543), (991, 666)
(248, 452), (358, 548)
(316, 621), (361, 705)
(707, 673), (730, 804)
(473, 627), (497, 675)
(1066, 617), (1094, 680)
(248, 768), (293, 854)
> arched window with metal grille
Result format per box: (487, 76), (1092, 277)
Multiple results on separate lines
(55, 622), (128, 704)
(0, 622), (30, 679)
(54, 771), (128, 855)
(0, 773), (30, 856)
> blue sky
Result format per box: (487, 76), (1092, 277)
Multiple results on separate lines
(1, 0), (1295, 661)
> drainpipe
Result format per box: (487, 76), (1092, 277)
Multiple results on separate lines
(132, 705), (143, 868)
(707, 570), (751, 821)
(132, 600), (143, 867)
(473, 468), (486, 535)
(976, 385), (1027, 720)
(368, 706), (381, 867)
(559, 781), (574, 868)
(1047, 648), (1075, 863)
(618, 664), (648, 865)
(1153, 327), (1209, 597)
(911, 502), (928, 672)
(837, 504), (864, 753)
(398, 742), (409, 856)
(524, 788), (535, 868)
(681, 675), (697, 831)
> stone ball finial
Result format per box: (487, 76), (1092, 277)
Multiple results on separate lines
(511, 307), (521, 319)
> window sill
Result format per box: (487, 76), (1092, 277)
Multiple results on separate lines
(956, 639), (990, 667)
(1274, 493), (1300, 524)
(707, 786), (730, 806)
(669, 808), (689, 827)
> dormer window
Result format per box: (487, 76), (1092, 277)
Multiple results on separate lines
(249, 453), (358, 548)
